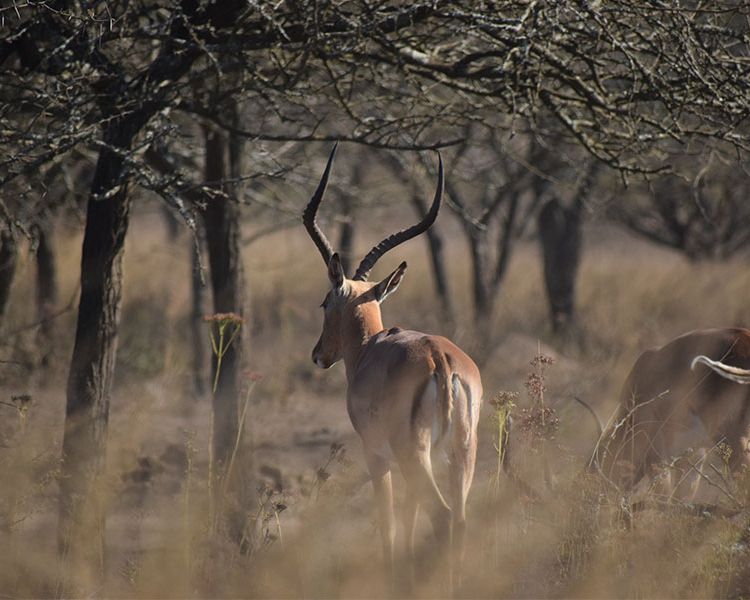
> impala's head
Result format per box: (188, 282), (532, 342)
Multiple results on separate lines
(302, 144), (443, 369)
(312, 252), (407, 368)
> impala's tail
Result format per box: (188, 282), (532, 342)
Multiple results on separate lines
(691, 355), (750, 384)
(432, 351), (453, 440)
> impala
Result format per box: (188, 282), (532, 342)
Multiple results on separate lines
(591, 328), (750, 495)
(303, 145), (482, 588)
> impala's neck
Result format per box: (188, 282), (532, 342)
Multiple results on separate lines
(341, 298), (384, 381)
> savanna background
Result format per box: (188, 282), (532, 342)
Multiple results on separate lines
(3, 2), (750, 598)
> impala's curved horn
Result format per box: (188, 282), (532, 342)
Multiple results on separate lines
(353, 152), (443, 281)
(303, 143), (338, 265)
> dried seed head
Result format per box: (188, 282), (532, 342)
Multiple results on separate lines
(518, 405), (560, 442)
(11, 394), (31, 407)
(242, 370), (264, 382)
(718, 441), (733, 465)
(530, 353), (556, 368)
(489, 391), (518, 411)
(203, 312), (245, 324)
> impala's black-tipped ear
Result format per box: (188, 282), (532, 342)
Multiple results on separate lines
(327, 253), (345, 289)
(373, 261), (407, 303)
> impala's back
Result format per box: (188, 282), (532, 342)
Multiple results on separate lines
(348, 328), (482, 462)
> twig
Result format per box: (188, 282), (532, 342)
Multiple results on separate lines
(684, 457), (742, 508)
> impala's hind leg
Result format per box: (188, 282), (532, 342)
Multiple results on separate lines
(396, 379), (452, 547)
(399, 491), (418, 591)
(395, 445), (452, 594)
(366, 452), (395, 588)
(449, 379), (478, 589)
(402, 493), (419, 560)
(398, 451), (451, 544)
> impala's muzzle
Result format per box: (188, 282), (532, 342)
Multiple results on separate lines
(311, 341), (333, 369)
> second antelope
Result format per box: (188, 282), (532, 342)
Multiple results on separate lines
(303, 145), (482, 589)
(592, 327), (750, 499)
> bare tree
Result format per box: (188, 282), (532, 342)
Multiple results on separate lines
(442, 129), (542, 348)
(609, 158), (750, 261)
(353, 2), (750, 172)
(200, 121), (247, 540)
(2, 3), (253, 590)
(538, 161), (599, 337)
(146, 123), (247, 506)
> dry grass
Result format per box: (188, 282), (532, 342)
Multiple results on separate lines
(2, 206), (750, 598)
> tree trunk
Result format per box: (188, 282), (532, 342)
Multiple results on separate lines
(58, 132), (135, 592)
(202, 127), (244, 486)
(0, 227), (18, 323)
(410, 193), (454, 324)
(538, 197), (582, 335)
(468, 233), (493, 331)
(161, 204), (181, 241)
(34, 216), (58, 374)
(190, 227), (207, 397)
(537, 161), (596, 337)
(201, 125), (247, 543)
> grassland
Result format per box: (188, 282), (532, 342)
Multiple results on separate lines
(2, 203), (750, 598)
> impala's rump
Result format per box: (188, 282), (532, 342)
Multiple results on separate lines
(350, 329), (479, 454)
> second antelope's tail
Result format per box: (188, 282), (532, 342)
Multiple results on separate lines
(691, 355), (750, 385)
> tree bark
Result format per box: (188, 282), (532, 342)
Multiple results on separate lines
(190, 227), (207, 397)
(538, 197), (582, 335)
(0, 226), (18, 322)
(161, 204), (181, 241)
(58, 127), (136, 592)
(34, 216), (58, 374)
(0, 227), (18, 324)
(537, 162), (596, 337)
(468, 233), (492, 328)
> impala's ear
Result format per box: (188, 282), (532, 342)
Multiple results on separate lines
(327, 253), (345, 289)
(374, 261), (407, 303)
